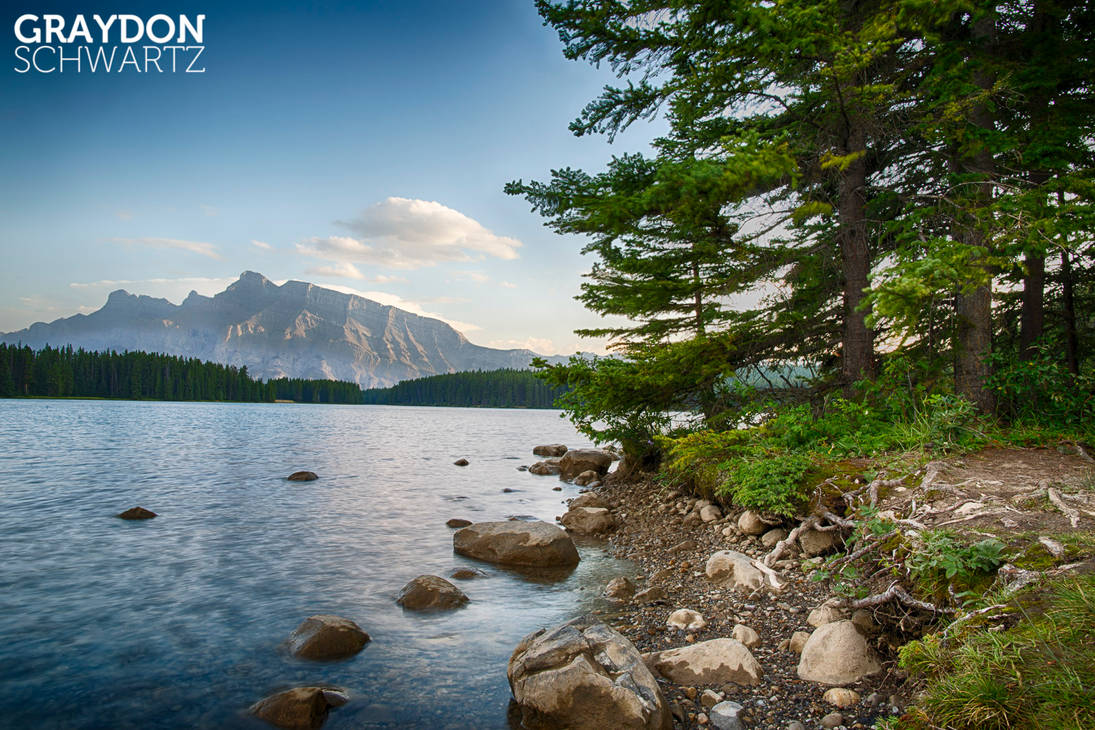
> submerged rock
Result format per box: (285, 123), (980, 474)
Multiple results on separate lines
(397, 575), (469, 611)
(116, 506), (156, 520)
(453, 458), (469, 467)
(450, 567), (487, 580)
(453, 521), (580, 567)
(287, 615), (370, 661)
(508, 615), (672, 730)
(249, 686), (347, 730)
(446, 518), (473, 528)
(287, 471), (318, 482)
(532, 444), (568, 457)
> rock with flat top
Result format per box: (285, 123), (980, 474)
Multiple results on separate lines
(569, 493), (609, 509)
(453, 520), (579, 567)
(508, 615), (672, 730)
(646, 638), (762, 686)
(533, 444), (568, 457)
(560, 506), (617, 535)
(558, 449), (614, 480)
(666, 609), (706, 631)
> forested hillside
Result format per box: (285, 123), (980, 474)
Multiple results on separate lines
(360, 369), (566, 408)
(0, 343), (274, 402)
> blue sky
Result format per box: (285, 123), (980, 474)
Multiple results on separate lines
(1, 1), (663, 353)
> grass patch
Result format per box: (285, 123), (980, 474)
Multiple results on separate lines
(900, 572), (1095, 730)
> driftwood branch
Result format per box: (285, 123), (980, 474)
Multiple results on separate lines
(845, 582), (956, 614)
(764, 516), (817, 567)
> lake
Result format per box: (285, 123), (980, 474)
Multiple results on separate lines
(0, 400), (630, 729)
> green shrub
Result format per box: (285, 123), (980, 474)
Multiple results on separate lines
(715, 450), (814, 516)
(907, 530), (1005, 597)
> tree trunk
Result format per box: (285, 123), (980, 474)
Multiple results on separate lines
(1061, 248), (1079, 375)
(954, 11), (996, 413)
(1019, 251), (1045, 358)
(839, 122), (875, 394)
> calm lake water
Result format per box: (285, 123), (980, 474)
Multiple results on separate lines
(0, 400), (630, 729)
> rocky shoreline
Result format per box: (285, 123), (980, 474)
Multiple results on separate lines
(579, 472), (909, 730)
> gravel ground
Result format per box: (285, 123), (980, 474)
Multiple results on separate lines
(583, 474), (912, 730)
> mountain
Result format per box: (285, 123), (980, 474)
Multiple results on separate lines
(1, 272), (569, 388)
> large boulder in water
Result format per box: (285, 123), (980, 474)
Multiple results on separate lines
(560, 506), (617, 535)
(558, 449), (614, 480)
(533, 444), (568, 457)
(508, 615), (672, 730)
(249, 686), (348, 730)
(287, 471), (318, 482)
(287, 615), (370, 660)
(453, 521), (580, 567)
(396, 575), (469, 611)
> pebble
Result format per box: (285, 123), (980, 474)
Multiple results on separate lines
(821, 711), (844, 728)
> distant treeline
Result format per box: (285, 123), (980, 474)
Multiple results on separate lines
(360, 369), (566, 408)
(0, 344), (565, 408)
(0, 343), (273, 401)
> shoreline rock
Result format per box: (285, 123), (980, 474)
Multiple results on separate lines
(453, 520), (580, 567)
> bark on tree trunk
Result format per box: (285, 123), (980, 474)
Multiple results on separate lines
(954, 11), (996, 413)
(839, 123), (875, 394)
(1019, 251), (1045, 358)
(1061, 248), (1080, 375)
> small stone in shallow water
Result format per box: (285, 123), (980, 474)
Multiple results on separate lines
(249, 686), (346, 730)
(287, 615), (370, 660)
(116, 506), (156, 520)
(397, 575), (469, 611)
(453, 458), (469, 466)
(446, 518), (472, 528)
(287, 471), (318, 481)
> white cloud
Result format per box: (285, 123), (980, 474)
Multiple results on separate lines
(499, 281), (517, 289)
(115, 210), (133, 221)
(307, 262), (365, 280)
(251, 240), (272, 250)
(110, 236), (221, 260)
(69, 277), (236, 304)
(318, 283), (482, 333)
(486, 336), (558, 354)
(297, 197), (522, 270)
(454, 270), (490, 283)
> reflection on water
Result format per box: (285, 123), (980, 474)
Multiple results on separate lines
(0, 400), (632, 729)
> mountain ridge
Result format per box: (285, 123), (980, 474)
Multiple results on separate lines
(1, 272), (568, 388)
